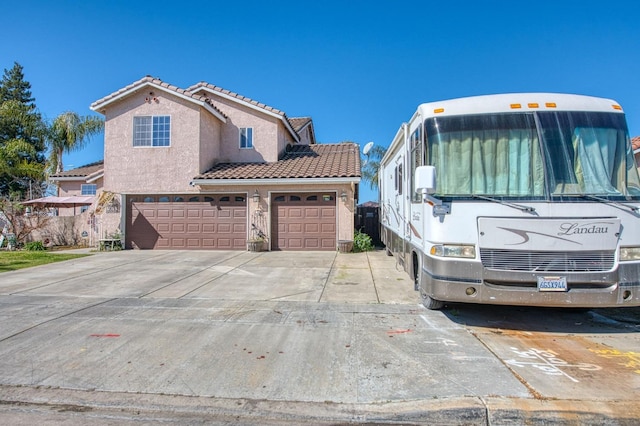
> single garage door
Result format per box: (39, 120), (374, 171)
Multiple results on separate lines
(127, 194), (247, 249)
(271, 192), (336, 251)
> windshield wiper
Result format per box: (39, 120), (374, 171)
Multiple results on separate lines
(583, 194), (639, 213)
(471, 195), (537, 214)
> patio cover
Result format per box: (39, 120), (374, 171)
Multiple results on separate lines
(22, 196), (95, 208)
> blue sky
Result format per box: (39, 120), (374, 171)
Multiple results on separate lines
(2, 0), (639, 203)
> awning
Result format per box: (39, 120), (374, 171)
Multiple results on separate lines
(22, 196), (95, 208)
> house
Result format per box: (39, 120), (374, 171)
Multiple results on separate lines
(51, 76), (361, 251)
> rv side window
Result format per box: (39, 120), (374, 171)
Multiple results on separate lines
(410, 126), (424, 202)
(394, 166), (398, 191)
(398, 164), (403, 195)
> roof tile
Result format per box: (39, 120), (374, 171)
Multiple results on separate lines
(51, 160), (104, 178)
(195, 143), (361, 180)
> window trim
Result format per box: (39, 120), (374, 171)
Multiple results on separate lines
(81, 184), (97, 196)
(239, 127), (254, 149)
(133, 115), (171, 147)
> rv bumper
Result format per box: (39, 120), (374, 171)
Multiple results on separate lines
(421, 257), (640, 308)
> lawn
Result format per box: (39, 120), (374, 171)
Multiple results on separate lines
(0, 251), (91, 272)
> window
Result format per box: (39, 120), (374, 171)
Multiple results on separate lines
(81, 184), (97, 195)
(240, 127), (253, 149)
(133, 116), (171, 147)
(410, 126), (424, 202)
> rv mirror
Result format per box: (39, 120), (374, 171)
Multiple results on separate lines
(415, 165), (436, 195)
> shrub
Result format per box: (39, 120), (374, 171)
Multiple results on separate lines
(24, 241), (46, 251)
(353, 230), (374, 253)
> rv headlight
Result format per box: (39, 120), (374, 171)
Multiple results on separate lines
(620, 246), (640, 261)
(430, 244), (476, 259)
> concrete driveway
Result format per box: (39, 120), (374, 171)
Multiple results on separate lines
(0, 249), (417, 303)
(0, 249), (637, 424)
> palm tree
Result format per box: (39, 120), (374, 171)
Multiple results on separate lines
(361, 144), (386, 190)
(48, 112), (103, 174)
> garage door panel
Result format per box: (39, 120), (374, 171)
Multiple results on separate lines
(304, 223), (319, 233)
(288, 208), (303, 218)
(304, 208), (320, 218)
(321, 223), (336, 233)
(171, 223), (185, 233)
(321, 208), (335, 218)
(187, 223), (200, 233)
(128, 195), (246, 250)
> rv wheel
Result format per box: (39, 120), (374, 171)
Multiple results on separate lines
(421, 292), (444, 310)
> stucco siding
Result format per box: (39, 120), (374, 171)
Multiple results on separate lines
(199, 109), (222, 173)
(104, 92), (203, 194)
(207, 97), (281, 163)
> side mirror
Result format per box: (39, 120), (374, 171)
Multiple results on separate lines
(415, 165), (436, 195)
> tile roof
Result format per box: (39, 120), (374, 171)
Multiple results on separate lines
(195, 143), (361, 180)
(187, 81), (286, 115)
(187, 81), (305, 142)
(51, 160), (104, 178)
(90, 76), (227, 120)
(632, 136), (640, 152)
(288, 117), (312, 133)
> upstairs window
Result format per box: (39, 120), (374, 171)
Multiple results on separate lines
(81, 184), (97, 195)
(240, 127), (253, 149)
(133, 116), (171, 147)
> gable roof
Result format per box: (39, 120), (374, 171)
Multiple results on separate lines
(192, 143), (360, 183)
(187, 81), (303, 143)
(90, 76), (227, 123)
(633, 136), (640, 153)
(50, 160), (104, 182)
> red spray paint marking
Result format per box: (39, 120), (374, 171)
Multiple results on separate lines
(386, 329), (412, 335)
(90, 333), (120, 338)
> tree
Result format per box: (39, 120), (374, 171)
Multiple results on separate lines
(0, 63), (47, 199)
(0, 62), (35, 107)
(48, 112), (104, 175)
(361, 144), (386, 190)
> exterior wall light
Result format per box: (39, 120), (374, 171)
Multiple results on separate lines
(340, 191), (347, 202)
(252, 190), (260, 203)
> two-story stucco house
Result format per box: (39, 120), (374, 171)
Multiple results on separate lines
(51, 76), (361, 251)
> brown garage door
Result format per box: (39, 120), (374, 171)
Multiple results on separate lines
(271, 193), (336, 251)
(127, 194), (247, 249)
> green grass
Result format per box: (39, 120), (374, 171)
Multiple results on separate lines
(0, 251), (90, 272)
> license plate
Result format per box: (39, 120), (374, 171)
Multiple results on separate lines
(537, 276), (568, 292)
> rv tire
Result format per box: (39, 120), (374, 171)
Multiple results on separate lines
(421, 292), (444, 310)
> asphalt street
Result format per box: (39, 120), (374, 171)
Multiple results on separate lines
(0, 249), (638, 424)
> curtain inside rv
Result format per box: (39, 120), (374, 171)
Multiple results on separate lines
(426, 114), (544, 197)
(572, 127), (626, 194)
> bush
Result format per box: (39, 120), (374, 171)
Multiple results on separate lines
(24, 241), (46, 251)
(353, 230), (374, 253)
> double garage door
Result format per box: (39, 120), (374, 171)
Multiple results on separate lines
(127, 194), (247, 249)
(126, 192), (337, 251)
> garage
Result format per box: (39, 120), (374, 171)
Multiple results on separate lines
(271, 192), (336, 250)
(126, 194), (247, 249)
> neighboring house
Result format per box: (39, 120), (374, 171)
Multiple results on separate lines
(50, 160), (104, 215)
(52, 76), (361, 251)
(633, 136), (640, 171)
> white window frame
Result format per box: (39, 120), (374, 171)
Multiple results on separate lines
(81, 184), (97, 195)
(133, 115), (171, 147)
(239, 127), (254, 149)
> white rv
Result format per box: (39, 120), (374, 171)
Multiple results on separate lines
(379, 93), (640, 309)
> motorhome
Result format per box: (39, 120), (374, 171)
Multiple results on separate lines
(379, 93), (640, 309)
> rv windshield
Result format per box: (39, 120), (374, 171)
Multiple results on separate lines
(425, 112), (640, 200)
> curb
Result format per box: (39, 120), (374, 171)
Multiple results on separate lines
(1, 385), (638, 425)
